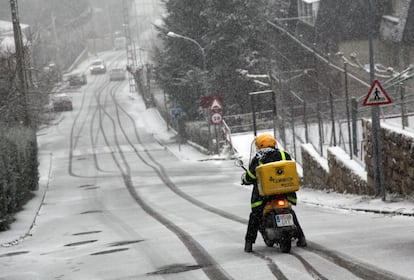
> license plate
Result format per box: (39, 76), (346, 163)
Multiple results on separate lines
(275, 214), (294, 227)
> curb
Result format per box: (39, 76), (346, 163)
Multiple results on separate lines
(302, 200), (414, 217)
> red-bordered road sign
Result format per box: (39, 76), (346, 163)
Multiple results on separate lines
(209, 98), (223, 111)
(363, 80), (392, 106)
(210, 112), (223, 125)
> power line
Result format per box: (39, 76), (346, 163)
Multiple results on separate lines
(122, 0), (137, 92)
(267, 20), (371, 90)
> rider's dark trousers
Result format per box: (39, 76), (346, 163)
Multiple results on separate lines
(245, 185), (306, 243)
(245, 203), (264, 243)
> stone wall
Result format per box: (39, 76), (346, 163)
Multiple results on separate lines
(362, 119), (414, 195)
(327, 147), (372, 195)
(301, 144), (329, 189)
(302, 120), (414, 196)
(301, 144), (371, 195)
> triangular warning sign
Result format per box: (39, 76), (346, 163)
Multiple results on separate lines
(209, 98), (223, 111)
(363, 80), (392, 106)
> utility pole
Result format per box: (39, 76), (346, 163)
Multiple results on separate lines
(51, 13), (61, 74)
(105, 0), (114, 47)
(9, 0), (30, 126)
(368, 0), (385, 200)
(122, 0), (137, 93)
(9, 0), (39, 193)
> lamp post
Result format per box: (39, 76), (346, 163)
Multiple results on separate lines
(167, 31), (212, 152)
(167, 32), (209, 97)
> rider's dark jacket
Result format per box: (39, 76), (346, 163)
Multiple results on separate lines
(243, 147), (297, 207)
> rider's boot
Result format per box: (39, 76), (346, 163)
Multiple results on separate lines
(244, 240), (253, 252)
(296, 236), (307, 247)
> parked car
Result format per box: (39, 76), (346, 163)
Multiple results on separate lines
(67, 71), (87, 86)
(90, 59), (107, 74)
(51, 94), (73, 112)
(109, 67), (126, 81)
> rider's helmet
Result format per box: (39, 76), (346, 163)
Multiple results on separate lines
(255, 133), (276, 149)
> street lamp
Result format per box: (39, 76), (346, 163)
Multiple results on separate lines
(167, 31), (212, 152)
(167, 32), (209, 96)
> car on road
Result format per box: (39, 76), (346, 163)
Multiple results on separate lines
(67, 71), (87, 86)
(109, 67), (126, 81)
(90, 59), (107, 74)
(51, 93), (73, 112)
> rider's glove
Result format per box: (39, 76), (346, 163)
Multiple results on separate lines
(286, 193), (297, 205)
(241, 173), (246, 185)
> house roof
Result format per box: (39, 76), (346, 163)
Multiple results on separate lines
(0, 20), (29, 54)
(312, 0), (414, 43)
(0, 20), (29, 36)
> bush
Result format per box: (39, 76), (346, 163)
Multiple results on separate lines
(0, 126), (39, 231)
(184, 121), (210, 150)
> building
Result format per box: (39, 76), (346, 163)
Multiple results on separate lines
(267, 0), (414, 102)
(0, 20), (30, 54)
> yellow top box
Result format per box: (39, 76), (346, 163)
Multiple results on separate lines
(256, 160), (300, 196)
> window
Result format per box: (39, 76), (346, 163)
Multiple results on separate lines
(297, 0), (320, 26)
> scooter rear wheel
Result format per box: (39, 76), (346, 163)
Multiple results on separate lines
(280, 233), (291, 253)
(264, 238), (275, 247)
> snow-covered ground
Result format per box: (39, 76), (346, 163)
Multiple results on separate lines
(4, 89), (414, 248)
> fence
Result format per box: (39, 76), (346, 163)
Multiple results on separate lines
(224, 87), (414, 167)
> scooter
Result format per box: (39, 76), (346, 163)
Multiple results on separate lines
(260, 193), (299, 253)
(235, 159), (299, 253)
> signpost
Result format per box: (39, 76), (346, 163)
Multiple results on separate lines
(209, 97), (223, 154)
(248, 90), (276, 137)
(367, 0), (386, 201)
(362, 78), (392, 201)
(170, 107), (183, 151)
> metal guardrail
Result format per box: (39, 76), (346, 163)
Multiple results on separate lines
(221, 120), (236, 156)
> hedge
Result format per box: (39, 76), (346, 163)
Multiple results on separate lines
(0, 126), (38, 231)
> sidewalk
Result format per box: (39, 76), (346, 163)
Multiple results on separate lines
(298, 187), (414, 217)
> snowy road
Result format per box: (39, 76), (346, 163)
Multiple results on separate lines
(1, 0), (414, 277)
(0, 49), (413, 279)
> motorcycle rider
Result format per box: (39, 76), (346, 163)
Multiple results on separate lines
(242, 133), (307, 252)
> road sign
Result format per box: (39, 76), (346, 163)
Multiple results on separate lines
(209, 98), (223, 111)
(210, 112), (223, 125)
(200, 96), (211, 108)
(363, 80), (392, 106)
(170, 107), (182, 119)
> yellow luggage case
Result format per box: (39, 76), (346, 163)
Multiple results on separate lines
(256, 160), (300, 196)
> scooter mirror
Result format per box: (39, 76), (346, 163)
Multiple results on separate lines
(234, 159), (244, 168)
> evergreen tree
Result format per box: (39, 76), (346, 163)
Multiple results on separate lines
(154, 0), (271, 118)
(203, 0), (270, 114)
(155, 0), (209, 120)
